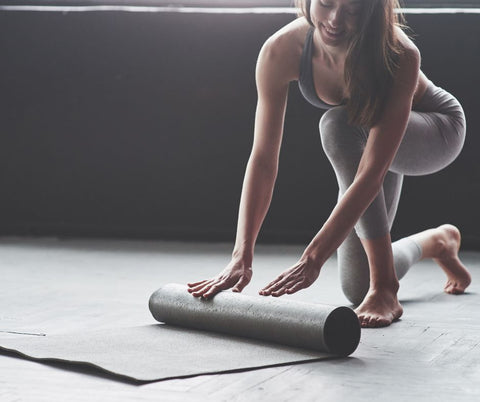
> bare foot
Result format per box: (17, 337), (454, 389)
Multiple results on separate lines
(354, 286), (403, 328)
(432, 224), (471, 294)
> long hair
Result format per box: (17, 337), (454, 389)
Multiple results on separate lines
(295, 0), (406, 127)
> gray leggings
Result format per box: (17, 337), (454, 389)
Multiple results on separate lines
(319, 80), (466, 305)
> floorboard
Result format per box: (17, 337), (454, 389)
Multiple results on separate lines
(1, 238), (479, 401)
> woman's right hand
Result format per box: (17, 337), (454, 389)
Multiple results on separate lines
(187, 259), (252, 299)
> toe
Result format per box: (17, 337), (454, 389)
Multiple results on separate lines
(450, 286), (464, 295)
(377, 317), (391, 327)
(445, 281), (464, 294)
(444, 281), (454, 293)
(369, 316), (380, 328)
(362, 316), (375, 328)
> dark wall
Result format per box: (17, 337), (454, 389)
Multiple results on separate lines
(0, 9), (479, 247)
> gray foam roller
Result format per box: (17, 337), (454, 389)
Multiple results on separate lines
(149, 284), (361, 356)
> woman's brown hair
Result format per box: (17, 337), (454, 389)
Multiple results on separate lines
(295, 0), (406, 127)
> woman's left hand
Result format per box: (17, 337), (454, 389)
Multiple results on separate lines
(259, 256), (322, 297)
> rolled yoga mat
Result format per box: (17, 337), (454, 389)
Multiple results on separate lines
(149, 283), (361, 356)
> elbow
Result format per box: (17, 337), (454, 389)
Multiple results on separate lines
(355, 169), (386, 198)
(355, 157), (390, 194)
(249, 153), (279, 178)
(250, 148), (278, 169)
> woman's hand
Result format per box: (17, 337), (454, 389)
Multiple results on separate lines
(187, 259), (252, 299)
(259, 256), (321, 297)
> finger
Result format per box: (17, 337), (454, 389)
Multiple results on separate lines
(260, 277), (287, 294)
(190, 280), (216, 297)
(259, 283), (284, 295)
(188, 283), (207, 293)
(261, 265), (306, 294)
(188, 280), (214, 293)
(187, 279), (209, 288)
(271, 279), (298, 297)
(285, 282), (305, 295)
(262, 274), (295, 295)
(232, 275), (250, 293)
(202, 279), (230, 299)
(263, 274), (287, 290)
(259, 285), (277, 296)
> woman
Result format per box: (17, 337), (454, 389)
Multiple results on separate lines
(187, 0), (471, 328)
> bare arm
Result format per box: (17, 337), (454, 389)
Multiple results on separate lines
(232, 41), (291, 265)
(188, 34), (295, 298)
(261, 46), (421, 296)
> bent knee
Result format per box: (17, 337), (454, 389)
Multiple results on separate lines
(319, 107), (349, 139)
(319, 107), (365, 159)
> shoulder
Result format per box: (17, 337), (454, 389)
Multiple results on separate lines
(394, 26), (421, 69)
(257, 17), (311, 83)
(393, 26), (421, 88)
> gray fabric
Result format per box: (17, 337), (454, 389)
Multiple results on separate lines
(298, 27), (342, 109)
(392, 237), (423, 281)
(0, 325), (329, 382)
(319, 81), (465, 304)
(339, 234), (424, 306)
(150, 284), (361, 356)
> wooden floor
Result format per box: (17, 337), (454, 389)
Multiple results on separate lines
(1, 238), (479, 402)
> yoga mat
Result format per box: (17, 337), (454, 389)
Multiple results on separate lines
(0, 325), (331, 382)
(0, 284), (360, 382)
(150, 284), (361, 356)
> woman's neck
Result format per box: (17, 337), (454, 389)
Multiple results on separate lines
(313, 29), (348, 68)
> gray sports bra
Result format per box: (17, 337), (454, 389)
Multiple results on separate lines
(298, 27), (343, 109)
